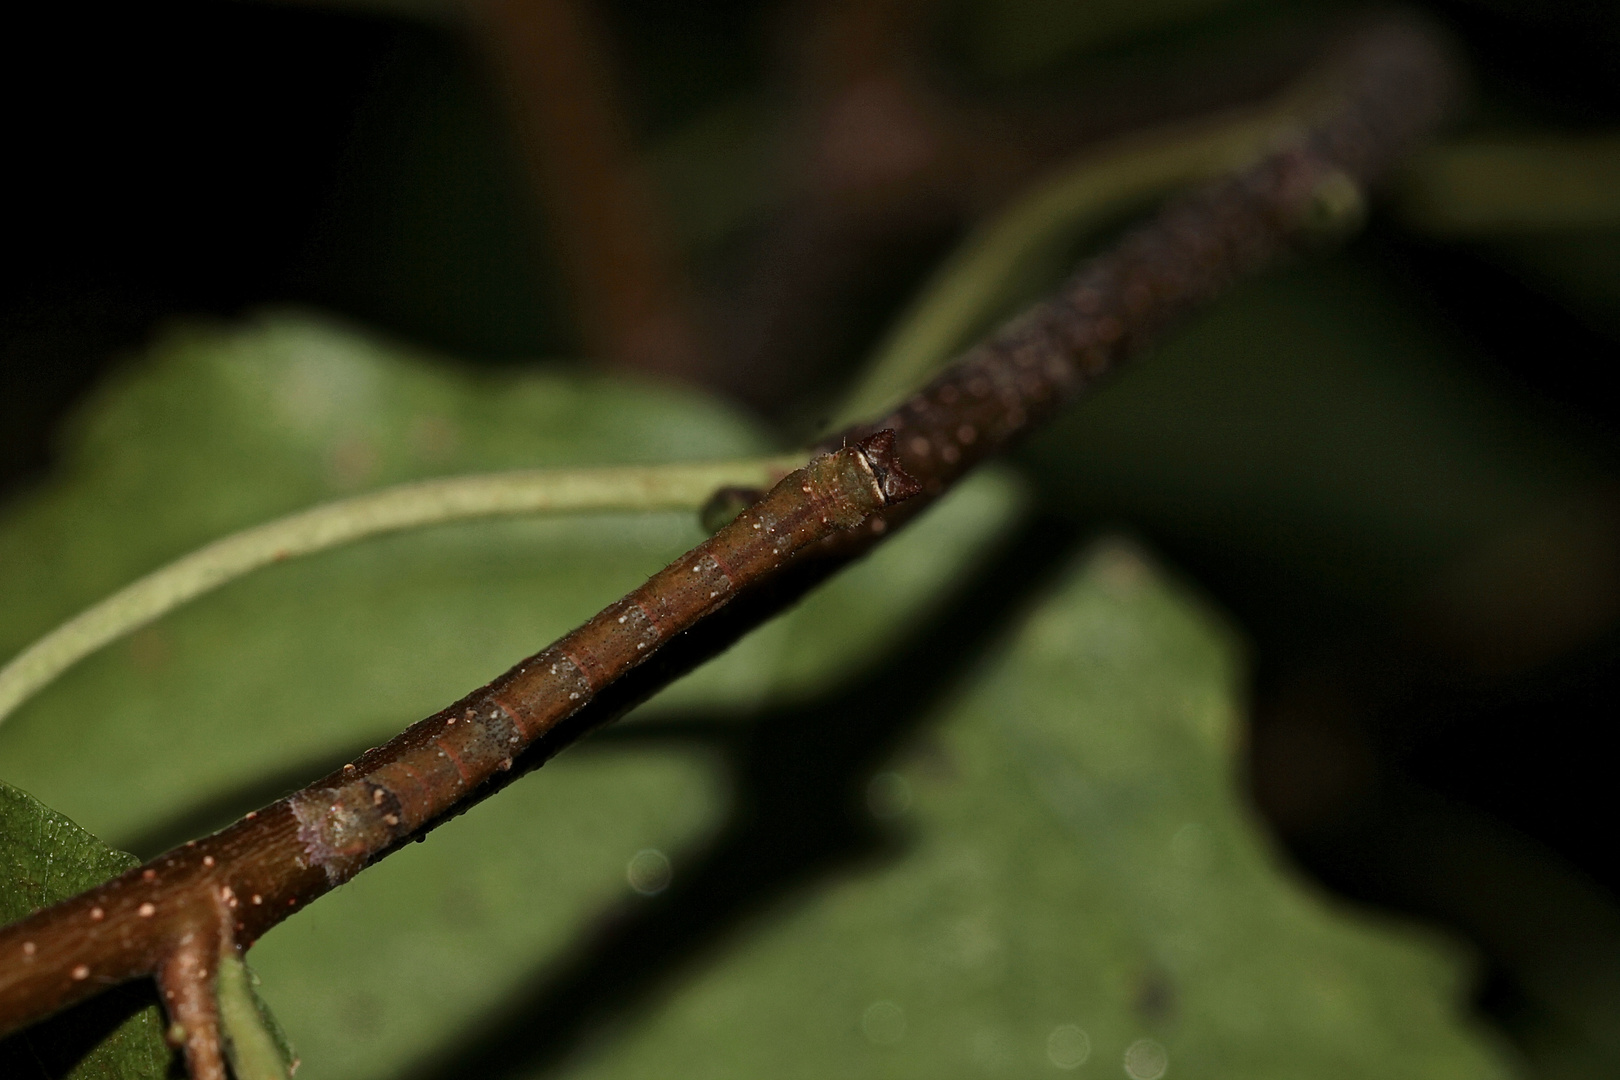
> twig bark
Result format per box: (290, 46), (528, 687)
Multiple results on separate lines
(158, 929), (227, 1080)
(0, 16), (1457, 1074)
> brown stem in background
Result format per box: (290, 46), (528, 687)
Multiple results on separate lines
(468, 0), (712, 380)
(0, 17), (1457, 1071)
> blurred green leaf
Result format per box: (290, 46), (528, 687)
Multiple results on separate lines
(0, 780), (169, 1079)
(564, 542), (1512, 1080)
(1014, 251), (1618, 1077)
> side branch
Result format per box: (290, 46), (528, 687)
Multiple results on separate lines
(0, 16), (1458, 1074)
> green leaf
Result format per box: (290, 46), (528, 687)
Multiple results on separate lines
(0, 780), (169, 1079)
(248, 743), (727, 1078)
(562, 543), (1513, 1080)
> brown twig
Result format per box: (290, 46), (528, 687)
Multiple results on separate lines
(158, 929), (227, 1080)
(0, 17), (1457, 1075)
(468, 0), (712, 380)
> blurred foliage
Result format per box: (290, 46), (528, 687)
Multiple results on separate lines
(565, 542), (1508, 1080)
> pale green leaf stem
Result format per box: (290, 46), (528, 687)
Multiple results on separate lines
(217, 952), (295, 1080)
(0, 456), (800, 729)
